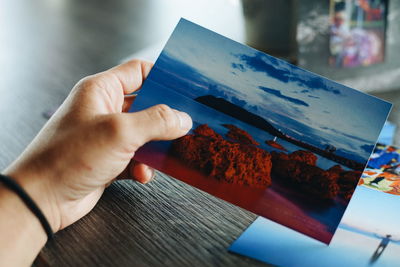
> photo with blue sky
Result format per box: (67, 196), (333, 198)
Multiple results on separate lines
(229, 186), (400, 266)
(130, 19), (391, 244)
(147, 18), (391, 164)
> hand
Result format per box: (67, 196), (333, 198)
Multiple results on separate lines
(4, 60), (193, 233)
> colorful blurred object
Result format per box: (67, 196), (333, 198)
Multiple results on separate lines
(360, 143), (400, 195)
(329, 0), (388, 68)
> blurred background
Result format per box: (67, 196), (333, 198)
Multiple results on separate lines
(1, 0), (399, 168)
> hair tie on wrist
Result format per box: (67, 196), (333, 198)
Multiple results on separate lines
(0, 174), (53, 240)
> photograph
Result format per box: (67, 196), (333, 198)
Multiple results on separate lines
(130, 19), (391, 243)
(329, 0), (388, 68)
(229, 186), (400, 267)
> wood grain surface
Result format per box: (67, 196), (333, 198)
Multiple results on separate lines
(40, 173), (265, 266)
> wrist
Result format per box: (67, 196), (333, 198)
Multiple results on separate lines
(0, 182), (48, 265)
(3, 168), (61, 234)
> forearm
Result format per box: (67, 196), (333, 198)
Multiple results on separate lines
(0, 160), (60, 266)
(0, 185), (47, 266)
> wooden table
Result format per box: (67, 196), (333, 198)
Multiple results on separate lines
(0, 1), (265, 266)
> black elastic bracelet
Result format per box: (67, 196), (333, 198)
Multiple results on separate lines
(0, 174), (53, 240)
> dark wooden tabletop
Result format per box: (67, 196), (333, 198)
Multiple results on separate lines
(1, 1), (266, 266)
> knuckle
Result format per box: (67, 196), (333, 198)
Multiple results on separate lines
(78, 76), (97, 89)
(76, 75), (107, 93)
(152, 104), (178, 133)
(126, 59), (141, 68)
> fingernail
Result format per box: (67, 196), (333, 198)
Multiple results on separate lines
(147, 168), (155, 182)
(177, 111), (193, 130)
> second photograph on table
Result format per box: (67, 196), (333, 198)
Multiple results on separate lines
(129, 18), (391, 244)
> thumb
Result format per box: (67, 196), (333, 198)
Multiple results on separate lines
(124, 104), (193, 147)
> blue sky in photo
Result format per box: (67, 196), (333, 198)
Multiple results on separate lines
(148, 18), (391, 163)
(229, 186), (400, 266)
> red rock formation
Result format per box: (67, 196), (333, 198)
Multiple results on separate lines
(271, 151), (289, 162)
(171, 124), (271, 188)
(265, 140), (287, 151)
(328, 164), (344, 174)
(327, 165), (361, 200)
(289, 150), (318, 166)
(222, 124), (260, 146)
(271, 151), (360, 200)
(337, 170), (362, 200)
(326, 165), (343, 182)
(194, 124), (223, 140)
(172, 124), (360, 200)
(271, 158), (339, 200)
(271, 151), (340, 199)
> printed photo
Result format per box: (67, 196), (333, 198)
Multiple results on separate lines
(329, 0), (388, 68)
(229, 186), (400, 266)
(130, 19), (391, 243)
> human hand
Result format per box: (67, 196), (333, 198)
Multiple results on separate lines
(4, 60), (193, 233)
